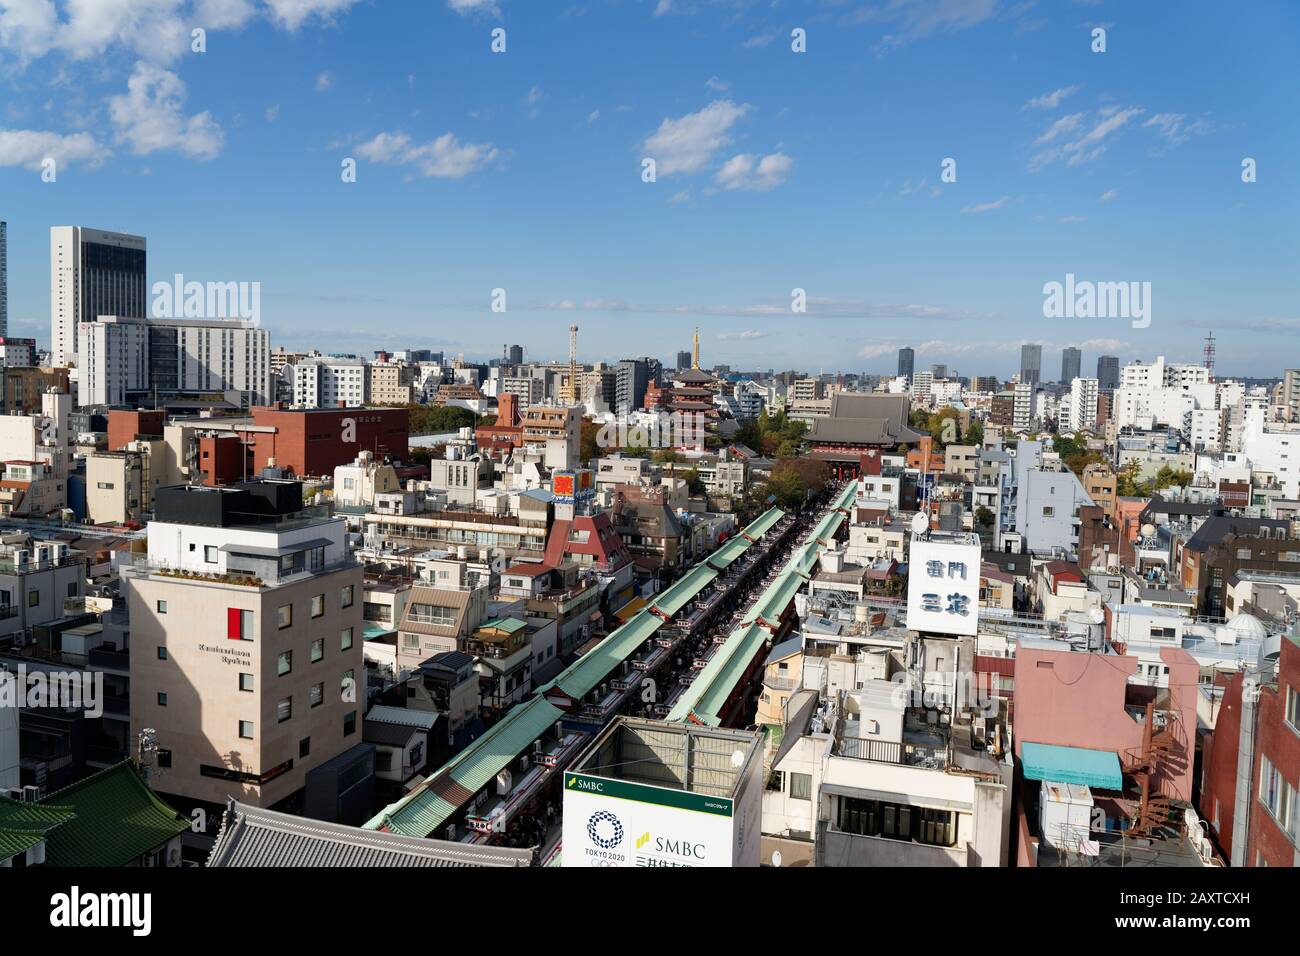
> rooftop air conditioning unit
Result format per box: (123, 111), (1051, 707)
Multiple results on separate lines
(22, 785), (42, 802)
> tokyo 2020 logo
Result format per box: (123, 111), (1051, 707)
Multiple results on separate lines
(586, 810), (624, 850)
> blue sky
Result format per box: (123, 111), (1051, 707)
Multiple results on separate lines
(1, 0), (1298, 378)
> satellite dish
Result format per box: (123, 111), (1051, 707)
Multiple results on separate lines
(911, 512), (929, 536)
(1141, 523), (1156, 538)
(729, 749), (745, 769)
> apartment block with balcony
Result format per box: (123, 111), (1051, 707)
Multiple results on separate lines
(123, 480), (365, 811)
(762, 680), (1013, 867)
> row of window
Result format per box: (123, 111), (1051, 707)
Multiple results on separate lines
(220, 584), (356, 641)
(1259, 754), (1298, 842)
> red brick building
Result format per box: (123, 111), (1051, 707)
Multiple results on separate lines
(1199, 632), (1299, 866)
(246, 406), (409, 478)
(107, 409), (165, 451)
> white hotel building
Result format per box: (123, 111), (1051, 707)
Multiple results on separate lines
(78, 315), (270, 408)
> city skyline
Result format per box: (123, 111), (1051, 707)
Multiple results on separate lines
(0, 2), (1297, 374)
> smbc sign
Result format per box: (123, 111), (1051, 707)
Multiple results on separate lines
(561, 772), (735, 868)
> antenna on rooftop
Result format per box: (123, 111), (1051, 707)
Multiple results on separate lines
(1203, 332), (1216, 383)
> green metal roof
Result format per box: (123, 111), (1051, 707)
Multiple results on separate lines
(478, 617), (527, 634)
(650, 563), (720, 618)
(366, 697), (566, 837)
(1021, 742), (1122, 790)
(671, 487), (852, 724)
(39, 761), (190, 866)
(551, 608), (665, 699)
(0, 795), (76, 862)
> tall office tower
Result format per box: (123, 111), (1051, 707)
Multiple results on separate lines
(50, 226), (147, 367)
(676, 350), (692, 371)
(0, 220), (7, 337)
(507, 344), (524, 366)
(1061, 346), (1081, 384)
(1019, 344), (1042, 386)
(930, 364), (948, 380)
(1097, 355), (1120, 392)
(898, 346), (915, 382)
(124, 481), (365, 809)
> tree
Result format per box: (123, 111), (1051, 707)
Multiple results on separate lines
(965, 419), (984, 447)
(975, 506), (994, 528)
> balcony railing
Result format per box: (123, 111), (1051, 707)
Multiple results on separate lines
(836, 736), (903, 764)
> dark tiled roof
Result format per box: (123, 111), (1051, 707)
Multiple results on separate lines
(207, 801), (533, 867)
(1185, 515), (1290, 553)
(0, 795), (76, 861)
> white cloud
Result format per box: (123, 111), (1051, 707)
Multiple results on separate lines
(587, 109), (600, 124)
(1024, 85), (1080, 110)
(714, 152), (792, 191)
(1059, 215), (1086, 223)
(1098, 188), (1118, 203)
(1029, 107), (1143, 170)
(962, 196), (1010, 214)
(742, 32), (776, 49)
(0, 127), (102, 170)
(642, 99), (750, 177)
(354, 130), (499, 178)
(265, 104), (280, 122)
(315, 71), (333, 92)
(526, 85), (542, 119)
(705, 76), (730, 93)
(264, 0), (363, 30)
(1144, 112), (1212, 146)
(653, 0), (672, 16)
(447, 0), (500, 14)
(108, 61), (223, 159)
(0, 0), (360, 65)
(719, 329), (766, 340)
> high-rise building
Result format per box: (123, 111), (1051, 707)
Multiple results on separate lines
(1060, 346), (1081, 384)
(930, 364), (948, 380)
(507, 344), (524, 366)
(78, 315), (271, 407)
(676, 350), (692, 371)
(1068, 377), (1099, 432)
(0, 220), (7, 338)
(616, 359), (650, 413)
(124, 480), (365, 809)
(290, 356), (369, 408)
(50, 226), (148, 367)
(1019, 344), (1042, 386)
(898, 347), (914, 382)
(1097, 355), (1120, 392)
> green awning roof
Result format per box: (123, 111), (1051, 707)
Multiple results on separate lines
(0, 796), (76, 862)
(38, 760), (190, 866)
(1021, 742), (1122, 790)
(479, 617), (527, 634)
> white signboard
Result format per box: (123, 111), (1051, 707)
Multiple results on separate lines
(906, 536), (981, 636)
(562, 771), (743, 868)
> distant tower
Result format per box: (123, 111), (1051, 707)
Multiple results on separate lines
(692, 326), (700, 369)
(1203, 332), (1216, 383)
(565, 324), (579, 404)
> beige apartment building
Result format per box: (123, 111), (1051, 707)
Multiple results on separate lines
(125, 480), (364, 809)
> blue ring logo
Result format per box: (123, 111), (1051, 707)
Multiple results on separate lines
(586, 810), (624, 850)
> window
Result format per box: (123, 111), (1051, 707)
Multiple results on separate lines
(157, 647), (167, 660)
(1237, 548), (1252, 560)
(27, 590), (38, 608)
(239, 720), (254, 739)
(790, 772), (812, 801)
(1286, 686), (1298, 732)
(277, 604), (293, 629)
(402, 633), (419, 650)
(299, 737), (311, 758)
(277, 651), (292, 676)
(157, 749), (172, 770)
(156, 600), (167, 614)
(311, 594), (324, 618)
(375, 751), (394, 772)
(1042, 506), (1055, 517)
(341, 584), (354, 608)
(343, 711), (357, 736)
(310, 682), (324, 708)
(277, 697), (292, 723)
(340, 627), (354, 652)
(205, 545), (219, 563)
(240, 673), (254, 692)
(310, 638), (324, 663)
(341, 669), (355, 701)
(409, 604), (456, 626)
(227, 608), (253, 641)
(157, 692), (167, 706)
